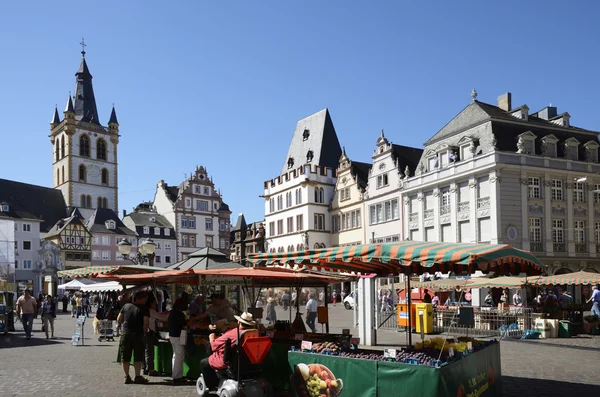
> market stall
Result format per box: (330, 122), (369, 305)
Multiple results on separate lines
(57, 264), (165, 279)
(57, 279), (97, 290)
(248, 241), (546, 397)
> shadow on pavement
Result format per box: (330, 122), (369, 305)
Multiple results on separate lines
(502, 338), (600, 353)
(502, 376), (600, 396)
(0, 333), (63, 349)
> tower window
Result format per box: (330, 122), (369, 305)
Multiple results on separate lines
(55, 141), (59, 162)
(303, 129), (310, 141)
(287, 157), (294, 169)
(78, 164), (87, 182)
(61, 136), (65, 159)
(62, 166), (65, 183)
(101, 169), (109, 185)
(57, 169), (60, 185)
(97, 138), (107, 160)
(79, 135), (90, 157)
(97, 197), (108, 208)
(307, 150), (314, 162)
(87, 195), (92, 208)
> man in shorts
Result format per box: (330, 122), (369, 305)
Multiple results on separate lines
(117, 291), (150, 384)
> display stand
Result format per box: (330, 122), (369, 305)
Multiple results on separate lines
(71, 315), (86, 346)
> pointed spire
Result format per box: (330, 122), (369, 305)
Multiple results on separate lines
(108, 105), (119, 125)
(64, 95), (74, 113)
(73, 45), (100, 124)
(51, 106), (61, 124)
(376, 128), (389, 146)
(380, 129), (385, 139)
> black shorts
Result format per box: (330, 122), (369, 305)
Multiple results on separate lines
(120, 334), (144, 363)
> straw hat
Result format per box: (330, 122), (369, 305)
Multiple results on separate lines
(234, 312), (256, 327)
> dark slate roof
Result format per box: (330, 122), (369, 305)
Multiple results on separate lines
(74, 57), (100, 124)
(85, 208), (136, 236)
(281, 108), (342, 174)
(350, 161), (372, 191)
(0, 179), (67, 232)
(123, 210), (174, 229)
(164, 185), (180, 203)
(391, 144), (424, 174)
(218, 202), (230, 212)
(108, 106), (118, 125)
(167, 247), (244, 270)
(45, 212), (88, 239)
(233, 214), (247, 231)
(425, 100), (597, 146)
(51, 107), (61, 124)
(64, 95), (74, 113)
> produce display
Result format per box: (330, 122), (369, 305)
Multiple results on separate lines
(291, 363), (342, 397)
(309, 342), (342, 354)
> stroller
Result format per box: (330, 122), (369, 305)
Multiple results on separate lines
(96, 304), (115, 342)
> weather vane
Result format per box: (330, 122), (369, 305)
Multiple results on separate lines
(80, 37), (87, 57)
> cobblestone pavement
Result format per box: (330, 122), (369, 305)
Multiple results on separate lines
(0, 306), (598, 397)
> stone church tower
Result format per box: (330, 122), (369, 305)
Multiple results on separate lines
(50, 47), (119, 220)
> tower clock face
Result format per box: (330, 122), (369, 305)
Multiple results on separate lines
(87, 164), (101, 179)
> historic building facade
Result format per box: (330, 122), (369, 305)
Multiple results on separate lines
(44, 209), (92, 270)
(86, 208), (137, 266)
(400, 91), (600, 275)
(50, 49), (120, 220)
(230, 214), (265, 264)
(330, 149), (371, 247)
(263, 109), (342, 253)
(123, 203), (178, 267)
(153, 166), (231, 261)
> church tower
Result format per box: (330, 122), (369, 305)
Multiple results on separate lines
(50, 44), (119, 220)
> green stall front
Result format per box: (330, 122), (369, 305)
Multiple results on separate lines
(287, 343), (501, 397)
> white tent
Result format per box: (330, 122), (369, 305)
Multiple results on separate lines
(57, 279), (96, 290)
(80, 281), (123, 293)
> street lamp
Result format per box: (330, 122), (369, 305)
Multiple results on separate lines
(118, 238), (157, 266)
(302, 231), (309, 250)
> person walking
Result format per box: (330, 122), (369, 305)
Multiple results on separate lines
(82, 294), (90, 317)
(70, 293), (77, 317)
(40, 295), (57, 339)
(144, 294), (168, 377)
(168, 298), (188, 384)
(586, 285), (600, 317)
(117, 291), (149, 385)
(16, 289), (37, 340)
(305, 293), (318, 333)
(332, 290), (338, 307)
(61, 294), (69, 313)
(266, 297), (277, 325)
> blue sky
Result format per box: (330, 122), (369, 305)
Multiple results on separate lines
(1, 1), (599, 223)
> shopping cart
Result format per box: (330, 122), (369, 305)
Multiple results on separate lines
(99, 319), (114, 342)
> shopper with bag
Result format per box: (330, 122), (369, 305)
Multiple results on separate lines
(168, 298), (188, 384)
(40, 295), (56, 339)
(117, 291), (149, 385)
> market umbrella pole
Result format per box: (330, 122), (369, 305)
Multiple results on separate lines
(407, 273), (412, 347)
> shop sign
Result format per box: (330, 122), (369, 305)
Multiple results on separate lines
(301, 341), (313, 350)
(383, 348), (396, 358)
(199, 275), (242, 286)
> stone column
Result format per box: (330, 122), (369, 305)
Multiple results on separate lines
(520, 172), (530, 251)
(357, 277), (376, 346)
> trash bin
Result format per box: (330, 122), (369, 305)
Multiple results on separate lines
(397, 304), (416, 328)
(558, 320), (572, 338)
(415, 303), (434, 334)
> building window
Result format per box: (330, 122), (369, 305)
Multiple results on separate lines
(529, 218), (542, 242)
(165, 256), (171, 264)
(101, 251), (110, 260)
(528, 177), (541, 199)
(97, 197), (108, 208)
(286, 192), (292, 208)
(22, 224), (31, 232)
(181, 217), (188, 228)
(55, 141), (59, 162)
(196, 200), (209, 211)
(368, 199), (399, 225)
(194, 185), (201, 194)
(189, 217), (196, 228)
(205, 218), (213, 230)
(594, 185), (600, 204)
(574, 182), (586, 202)
(102, 236), (110, 245)
(78, 164), (87, 182)
(101, 169), (109, 185)
(340, 187), (350, 201)
(286, 217), (294, 234)
(182, 235), (189, 247)
(287, 157), (294, 169)
(552, 219), (564, 243)
(165, 229), (170, 236)
(96, 138), (107, 160)
(332, 215), (339, 232)
(23, 241), (31, 250)
(440, 189), (451, 215)
(277, 220), (283, 235)
(61, 136), (65, 158)
(551, 180), (563, 201)
(276, 195), (283, 210)
(23, 260), (32, 269)
(306, 150), (314, 162)
(92, 250), (100, 260)
(165, 243), (172, 250)
(314, 214), (325, 230)
(575, 220), (586, 244)
(269, 222), (275, 237)
(185, 198), (191, 208)
(154, 227), (160, 235)
(79, 135), (90, 157)
(155, 255), (161, 264)
(205, 235), (212, 248)
(296, 214), (304, 231)
(295, 189), (302, 205)
(155, 242), (161, 249)
(143, 226), (150, 234)
(189, 235), (196, 247)
(220, 238), (226, 249)
(303, 128), (310, 141)
(203, 186), (210, 195)
(314, 188), (324, 203)
(377, 173), (389, 189)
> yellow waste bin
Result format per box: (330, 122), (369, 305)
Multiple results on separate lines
(415, 303), (434, 334)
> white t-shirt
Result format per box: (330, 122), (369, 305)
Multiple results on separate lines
(306, 299), (318, 313)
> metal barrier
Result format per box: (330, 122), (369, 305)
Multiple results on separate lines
(432, 307), (534, 338)
(377, 308), (398, 329)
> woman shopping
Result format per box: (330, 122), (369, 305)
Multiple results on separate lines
(40, 295), (57, 339)
(168, 298), (188, 384)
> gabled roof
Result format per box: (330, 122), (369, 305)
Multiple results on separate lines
(45, 212), (90, 239)
(123, 210), (174, 229)
(350, 161), (372, 191)
(233, 214), (247, 231)
(0, 178), (67, 232)
(85, 208), (136, 236)
(391, 144), (424, 175)
(74, 56), (100, 124)
(218, 202), (230, 212)
(281, 109), (342, 175)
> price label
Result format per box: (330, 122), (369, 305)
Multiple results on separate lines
(301, 340), (313, 350)
(351, 337), (360, 345)
(266, 331), (274, 338)
(383, 348), (397, 358)
(449, 347), (454, 357)
(294, 333), (304, 341)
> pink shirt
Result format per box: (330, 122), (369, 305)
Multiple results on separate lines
(208, 328), (239, 370)
(17, 296), (37, 314)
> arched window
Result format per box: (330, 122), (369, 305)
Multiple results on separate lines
(80, 195), (87, 207)
(79, 135), (90, 157)
(55, 141), (59, 162)
(314, 188), (318, 203)
(319, 188), (324, 203)
(61, 166), (65, 183)
(61, 136), (65, 158)
(56, 169), (60, 185)
(78, 164), (86, 182)
(96, 138), (107, 160)
(103, 197), (108, 208)
(314, 243), (321, 249)
(86, 195), (92, 208)
(101, 169), (109, 185)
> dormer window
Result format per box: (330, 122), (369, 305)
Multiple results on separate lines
(540, 134), (558, 158)
(302, 129), (310, 141)
(164, 228), (170, 236)
(154, 227), (160, 235)
(149, 217), (156, 222)
(457, 136), (476, 161)
(287, 157), (294, 169)
(104, 220), (116, 230)
(0, 203), (8, 212)
(306, 150), (314, 162)
(584, 141), (599, 162)
(143, 226), (150, 234)
(563, 138), (580, 161)
(516, 131), (536, 155)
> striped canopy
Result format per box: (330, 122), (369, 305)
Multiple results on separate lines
(412, 278), (472, 291)
(247, 242), (546, 276)
(532, 271), (600, 286)
(57, 265), (165, 279)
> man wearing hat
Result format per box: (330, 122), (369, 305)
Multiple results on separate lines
(199, 312), (256, 391)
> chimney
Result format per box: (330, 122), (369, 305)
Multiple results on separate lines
(122, 209), (126, 218)
(497, 92), (512, 111)
(537, 106), (558, 120)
